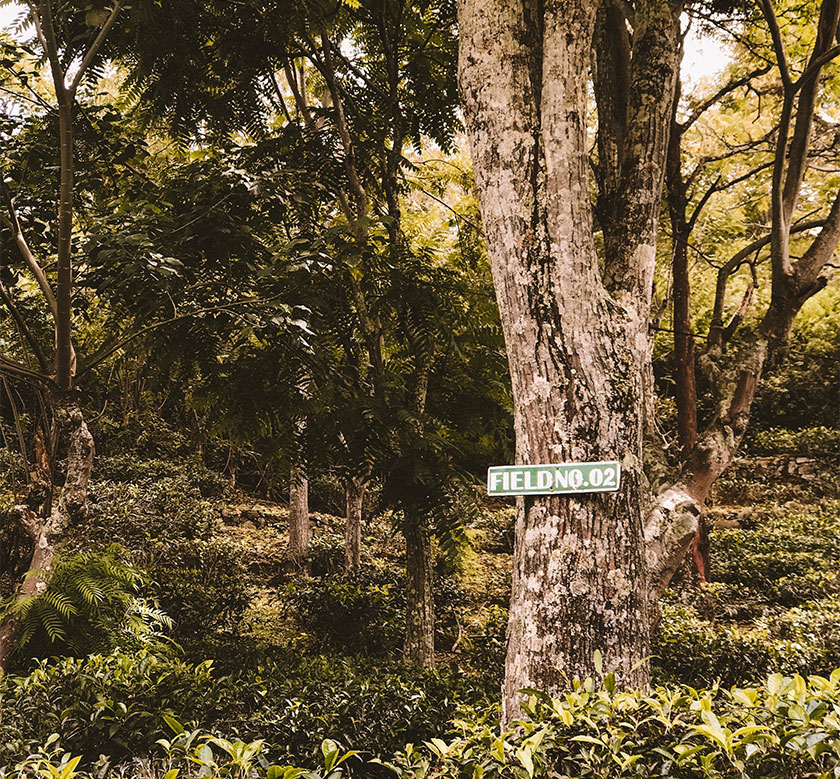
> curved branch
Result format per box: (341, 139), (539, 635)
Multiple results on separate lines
(1, 196), (58, 319)
(0, 281), (51, 374)
(69, 2), (123, 97)
(706, 218), (824, 349)
(681, 65), (771, 132)
(759, 0), (792, 91)
(0, 354), (52, 386)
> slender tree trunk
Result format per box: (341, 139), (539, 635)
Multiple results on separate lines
(403, 510), (434, 668)
(0, 394), (93, 668)
(344, 476), (365, 571)
(666, 113), (707, 582)
(287, 463), (310, 567)
(667, 133), (698, 456)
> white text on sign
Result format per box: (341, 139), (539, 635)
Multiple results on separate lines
(486, 461), (621, 496)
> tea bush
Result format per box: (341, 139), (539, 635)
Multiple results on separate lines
(711, 504), (840, 610)
(282, 566), (404, 655)
(654, 598), (840, 687)
(82, 476), (219, 551)
(746, 426), (840, 456)
(0, 648), (492, 771)
(375, 671), (840, 778)
(10, 670), (840, 778)
(146, 537), (251, 649)
(0, 650), (218, 763)
(282, 566), (465, 657)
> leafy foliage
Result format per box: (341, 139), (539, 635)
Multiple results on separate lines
(0, 545), (169, 659)
(282, 565), (464, 657)
(0, 648), (490, 770)
(11, 668), (840, 777)
(147, 538), (251, 650)
(375, 672), (840, 778)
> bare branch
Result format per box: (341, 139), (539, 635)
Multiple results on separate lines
(721, 262), (757, 344)
(681, 65), (771, 132)
(759, 0), (793, 91)
(268, 70), (293, 124)
(795, 185), (840, 290)
(0, 353), (51, 385)
(794, 42), (840, 90)
(283, 60), (314, 128)
(0, 204), (58, 319)
(69, 2), (123, 97)
(686, 174), (720, 232)
(29, 0), (67, 101)
(707, 218), (824, 349)
(781, 0), (840, 222)
(318, 31), (369, 222)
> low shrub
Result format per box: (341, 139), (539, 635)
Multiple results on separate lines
(11, 671), (840, 778)
(0, 650), (218, 764)
(146, 537), (251, 648)
(654, 597), (840, 687)
(82, 476), (219, 551)
(281, 566), (465, 657)
(472, 507), (515, 555)
(281, 566), (404, 656)
(711, 504), (840, 610)
(94, 454), (228, 498)
(0, 648), (491, 773)
(746, 425), (840, 456)
(377, 671), (840, 778)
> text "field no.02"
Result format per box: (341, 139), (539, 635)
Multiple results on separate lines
(487, 461), (621, 496)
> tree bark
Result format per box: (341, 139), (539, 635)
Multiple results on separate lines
(0, 395), (94, 669)
(666, 102), (708, 583)
(459, 0), (682, 722)
(344, 476), (365, 571)
(403, 510), (434, 668)
(459, 0), (839, 725)
(287, 463), (310, 567)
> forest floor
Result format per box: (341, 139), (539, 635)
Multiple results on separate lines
(203, 448), (840, 687)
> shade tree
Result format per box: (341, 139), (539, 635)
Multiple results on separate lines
(458, 0), (840, 722)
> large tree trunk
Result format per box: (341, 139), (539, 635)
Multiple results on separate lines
(459, 0), (681, 722)
(403, 510), (434, 668)
(287, 463), (310, 567)
(0, 395), (94, 669)
(344, 476), (365, 571)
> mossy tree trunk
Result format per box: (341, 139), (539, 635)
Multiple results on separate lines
(403, 509), (434, 668)
(344, 475), (365, 571)
(0, 394), (94, 668)
(460, 0), (840, 724)
(288, 463), (310, 568)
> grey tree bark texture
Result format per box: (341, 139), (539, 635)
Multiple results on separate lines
(344, 476), (365, 571)
(288, 463), (311, 567)
(460, 0), (840, 724)
(403, 509), (435, 668)
(459, 0), (684, 723)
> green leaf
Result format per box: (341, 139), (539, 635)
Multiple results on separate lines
(163, 715), (185, 735)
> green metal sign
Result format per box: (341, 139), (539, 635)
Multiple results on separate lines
(487, 461), (621, 496)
